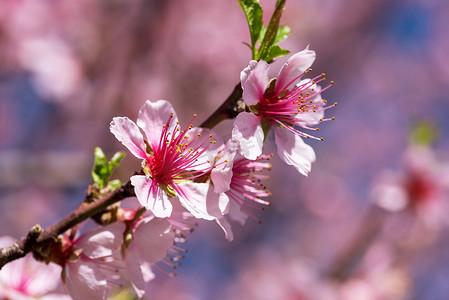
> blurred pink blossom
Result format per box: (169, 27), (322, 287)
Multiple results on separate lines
(0, 236), (70, 300)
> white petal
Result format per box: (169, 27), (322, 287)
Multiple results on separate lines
(110, 117), (147, 159)
(75, 222), (125, 259)
(273, 127), (316, 176)
(276, 47), (316, 93)
(136, 100), (179, 151)
(240, 60), (269, 106)
(177, 182), (229, 220)
(232, 112), (264, 160)
(130, 175), (173, 218)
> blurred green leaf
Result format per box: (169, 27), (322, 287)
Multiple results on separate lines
(410, 122), (437, 146)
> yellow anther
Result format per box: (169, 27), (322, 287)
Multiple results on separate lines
(320, 137), (324, 141)
(193, 114), (197, 117)
(334, 102), (338, 106)
(332, 117), (335, 120)
(321, 73), (326, 76)
(316, 128), (320, 131)
(209, 134), (213, 138)
(323, 99), (327, 103)
(331, 81), (335, 84)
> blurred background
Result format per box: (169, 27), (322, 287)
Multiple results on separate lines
(1, 0), (449, 299)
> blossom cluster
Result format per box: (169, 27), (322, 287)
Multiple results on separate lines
(0, 48), (334, 299)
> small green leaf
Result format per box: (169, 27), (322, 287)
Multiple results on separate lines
(238, 0), (263, 57)
(263, 45), (290, 62)
(91, 147), (125, 190)
(110, 151), (126, 169)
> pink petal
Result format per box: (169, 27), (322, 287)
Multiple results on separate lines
(228, 199), (248, 225)
(110, 117), (147, 159)
(232, 112), (264, 160)
(240, 60), (269, 106)
(210, 142), (237, 193)
(130, 175), (173, 218)
(215, 217), (234, 241)
(75, 222), (125, 259)
(66, 260), (107, 300)
(273, 127), (316, 176)
(275, 47), (316, 94)
(136, 100), (179, 151)
(131, 216), (174, 263)
(177, 182), (229, 220)
(126, 254), (155, 299)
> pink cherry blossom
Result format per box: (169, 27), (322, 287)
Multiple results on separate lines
(0, 236), (70, 300)
(110, 99), (229, 220)
(62, 222), (126, 300)
(233, 47), (335, 176)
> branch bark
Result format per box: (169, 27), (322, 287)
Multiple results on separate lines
(0, 180), (135, 269)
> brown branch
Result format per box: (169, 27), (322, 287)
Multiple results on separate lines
(0, 180), (135, 269)
(200, 83), (243, 129)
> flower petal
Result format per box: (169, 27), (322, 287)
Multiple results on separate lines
(136, 100), (179, 151)
(131, 216), (174, 264)
(126, 258), (155, 299)
(276, 47), (316, 94)
(130, 175), (173, 218)
(215, 217), (234, 241)
(232, 112), (264, 160)
(211, 141), (238, 193)
(240, 60), (269, 106)
(273, 126), (316, 176)
(75, 222), (125, 259)
(110, 117), (147, 159)
(66, 260), (107, 300)
(177, 182), (229, 220)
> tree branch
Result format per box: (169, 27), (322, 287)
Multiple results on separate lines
(0, 180), (135, 269)
(200, 83), (243, 129)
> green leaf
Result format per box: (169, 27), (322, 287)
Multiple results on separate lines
(257, 0), (286, 61)
(257, 25), (290, 46)
(238, 0), (263, 57)
(91, 147), (125, 189)
(273, 25), (291, 44)
(263, 45), (290, 62)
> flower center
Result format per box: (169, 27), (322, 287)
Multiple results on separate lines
(145, 114), (215, 195)
(257, 71), (336, 141)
